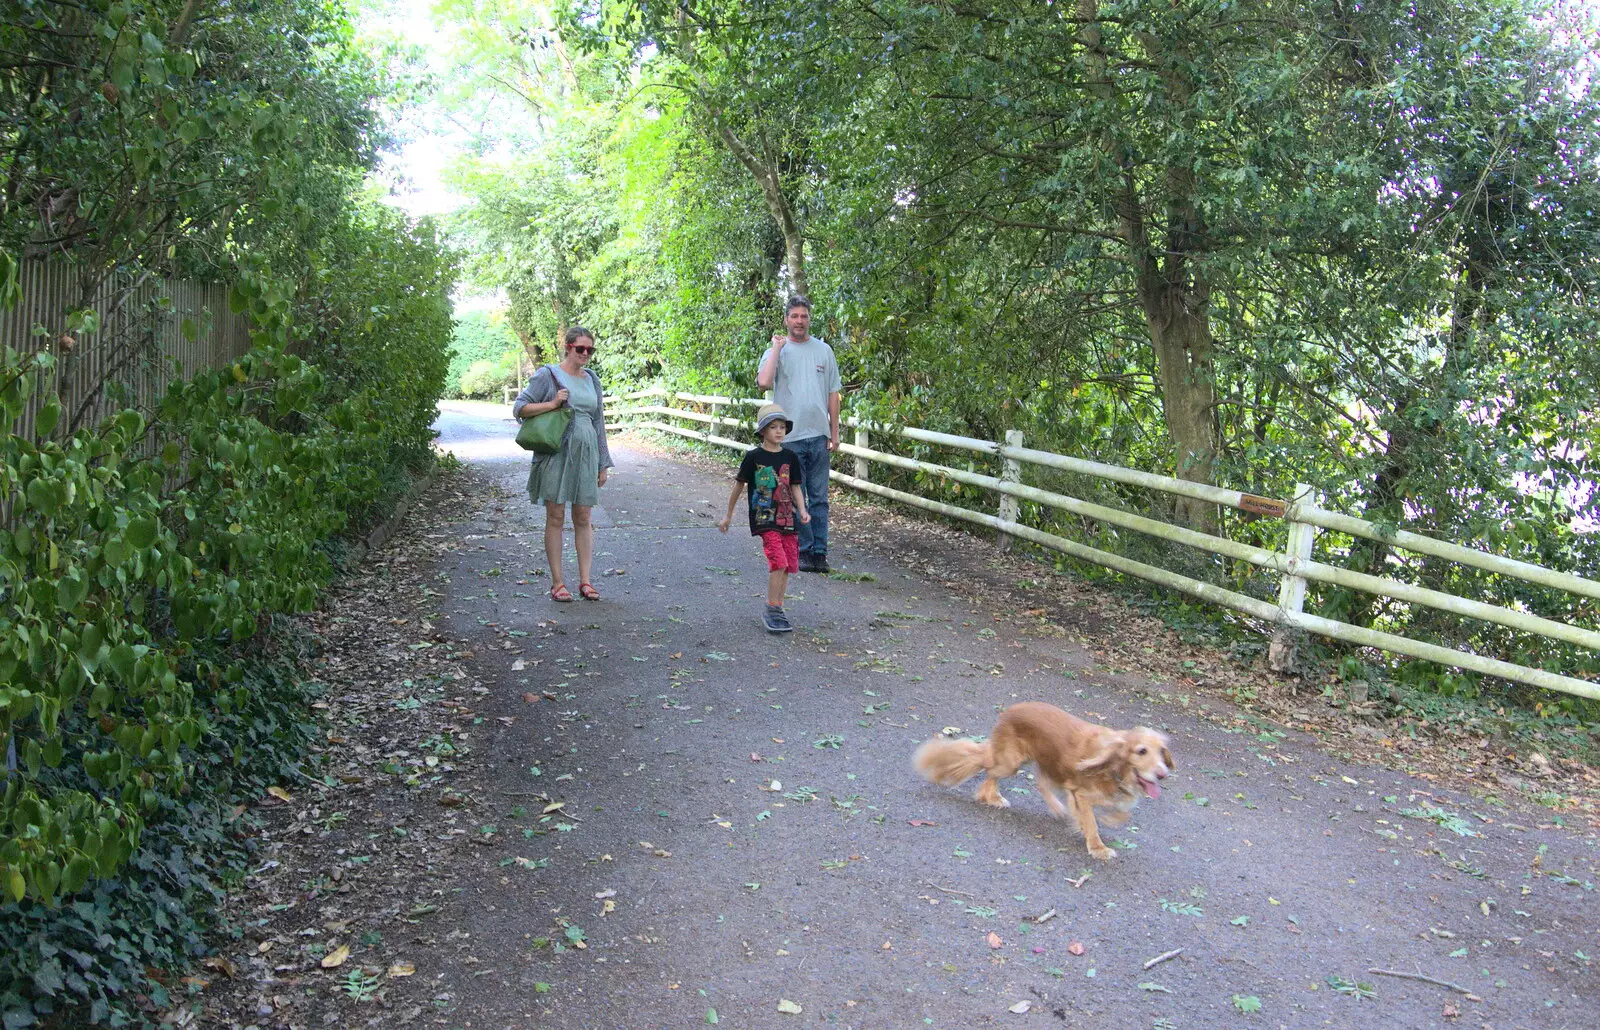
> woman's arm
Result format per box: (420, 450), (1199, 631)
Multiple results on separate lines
(591, 373), (614, 469)
(511, 368), (557, 419)
(517, 396), (563, 419)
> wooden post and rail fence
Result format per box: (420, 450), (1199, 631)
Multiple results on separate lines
(609, 387), (1600, 704)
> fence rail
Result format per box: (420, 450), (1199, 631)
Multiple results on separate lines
(612, 388), (1600, 702)
(1, 259), (253, 439)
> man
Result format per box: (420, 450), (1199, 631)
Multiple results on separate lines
(756, 296), (841, 572)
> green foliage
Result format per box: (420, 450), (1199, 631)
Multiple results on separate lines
(446, 312), (524, 397)
(0, 647), (323, 1028)
(0, 0), (455, 913)
(434, 2), (1600, 713)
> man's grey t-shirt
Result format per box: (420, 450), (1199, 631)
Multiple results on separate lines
(762, 336), (841, 442)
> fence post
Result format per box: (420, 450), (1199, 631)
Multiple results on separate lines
(709, 401), (721, 443)
(854, 426), (870, 481)
(1270, 483), (1317, 672)
(997, 429), (1024, 552)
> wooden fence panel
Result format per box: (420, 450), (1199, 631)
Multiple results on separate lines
(1, 260), (252, 441)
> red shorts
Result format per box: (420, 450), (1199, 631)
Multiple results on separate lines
(760, 530), (799, 573)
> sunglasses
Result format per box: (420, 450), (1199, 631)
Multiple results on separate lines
(569, 345), (595, 355)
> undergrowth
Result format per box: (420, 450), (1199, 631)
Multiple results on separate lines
(0, 625), (325, 1028)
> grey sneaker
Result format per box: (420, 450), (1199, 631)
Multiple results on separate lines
(763, 606), (792, 633)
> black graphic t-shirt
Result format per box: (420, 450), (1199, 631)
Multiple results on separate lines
(736, 446), (801, 535)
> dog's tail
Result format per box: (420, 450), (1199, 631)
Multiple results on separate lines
(913, 737), (991, 786)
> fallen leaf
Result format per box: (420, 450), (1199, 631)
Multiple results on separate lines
(777, 999), (803, 1015)
(653, 849), (672, 858)
(266, 786), (291, 803)
(987, 932), (1004, 949)
(1067, 941), (1086, 956)
(908, 819), (937, 827)
(202, 956), (237, 978)
(511, 659), (526, 671)
(320, 944), (350, 969)
(1009, 1000), (1032, 1013)
(594, 889), (617, 899)
(387, 961), (416, 977)
(542, 801), (566, 814)
(1442, 1002), (1460, 1019)
(522, 693), (540, 703)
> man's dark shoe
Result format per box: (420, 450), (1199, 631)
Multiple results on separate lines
(763, 606), (793, 633)
(810, 554), (831, 574)
(797, 553), (818, 573)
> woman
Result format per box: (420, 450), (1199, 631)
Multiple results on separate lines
(512, 326), (613, 601)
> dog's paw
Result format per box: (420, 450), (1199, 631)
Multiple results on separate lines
(979, 794), (1011, 809)
(1089, 844), (1118, 862)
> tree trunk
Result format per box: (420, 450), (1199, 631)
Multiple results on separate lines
(712, 121), (806, 297)
(676, 11), (807, 298)
(1342, 261), (1485, 625)
(1079, 0), (1219, 530)
(1141, 275), (1220, 533)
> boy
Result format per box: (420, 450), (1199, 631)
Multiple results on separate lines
(718, 403), (811, 632)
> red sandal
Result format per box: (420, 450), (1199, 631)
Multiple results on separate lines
(549, 584), (573, 602)
(578, 582), (601, 601)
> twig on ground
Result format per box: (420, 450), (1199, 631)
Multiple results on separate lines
(1143, 948), (1183, 970)
(1034, 908), (1058, 923)
(923, 880), (977, 898)
(1367, 968), (1478, 997)
(1066, 873), (1092, 888)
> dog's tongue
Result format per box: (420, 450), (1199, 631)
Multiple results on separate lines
(1142, 778), (1162, 800)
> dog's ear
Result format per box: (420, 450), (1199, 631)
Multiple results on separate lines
(1160, 745), (1176, 773)
(1075, 735), (1125, 775)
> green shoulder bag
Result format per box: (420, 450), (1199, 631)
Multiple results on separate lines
(515, 368), (575, 454)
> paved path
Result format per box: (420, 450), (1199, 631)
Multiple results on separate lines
(420, 400), (1596, 1030)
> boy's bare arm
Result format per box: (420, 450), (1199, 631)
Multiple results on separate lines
(791, 484), (811, 523)
(717, 480), (744, 533)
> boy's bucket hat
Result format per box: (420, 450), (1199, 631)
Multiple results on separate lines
(754, 403), (795, 437)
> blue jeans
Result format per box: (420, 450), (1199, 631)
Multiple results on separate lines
(787, 434), (831, 557)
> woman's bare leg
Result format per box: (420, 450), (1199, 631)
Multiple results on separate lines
(544, 503), (567, 589)
(571, 504), (594, 585)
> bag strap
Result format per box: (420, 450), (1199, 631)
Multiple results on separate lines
(543, 364), (566, 407)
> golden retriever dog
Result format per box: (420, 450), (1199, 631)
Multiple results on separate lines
(913, 701), (1174, 861)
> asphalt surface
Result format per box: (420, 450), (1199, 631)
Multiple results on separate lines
(423, 400), (1598, 1030)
